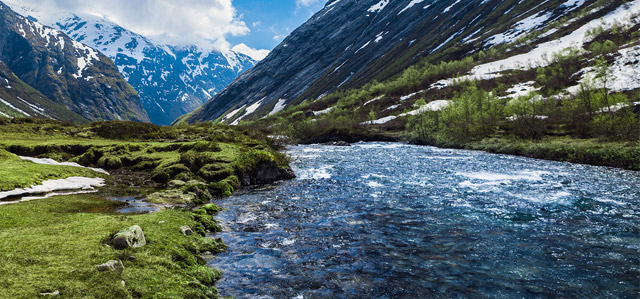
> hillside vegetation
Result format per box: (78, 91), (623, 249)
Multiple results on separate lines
(245, 0), (640, 170)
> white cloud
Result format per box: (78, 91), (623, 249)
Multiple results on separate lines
(232, 43), (270, 61)
(297, 0), (324, 7)
(4, 0), (249, 50)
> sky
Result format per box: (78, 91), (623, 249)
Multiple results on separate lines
(4, 0), (327, 60)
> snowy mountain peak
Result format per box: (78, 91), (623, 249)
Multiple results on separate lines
(7, 3), (257, 125)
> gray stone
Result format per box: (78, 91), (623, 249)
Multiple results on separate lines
(40, 290), (60, 296)
(96, 260), (124, 274)
(112, 225), (146, 249)
(180, 225), (193, 236)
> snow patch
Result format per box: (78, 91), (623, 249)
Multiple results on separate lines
(269, 99), (287, 115)
(399, 0), (426, 15)
(368, 0), (390, 13)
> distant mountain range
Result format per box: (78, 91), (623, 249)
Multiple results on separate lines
(7, 3), (256, 125)
(182, 0), (614, 124)
(0, 1), (148, 123)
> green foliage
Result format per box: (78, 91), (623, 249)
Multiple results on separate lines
(505, 94), (551, 138)
(589, 40), (618, 56)
(0, 195), (223, 298)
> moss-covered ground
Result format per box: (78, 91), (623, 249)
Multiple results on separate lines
(0, 195), (225, 298)
(0, 118), (292, 298)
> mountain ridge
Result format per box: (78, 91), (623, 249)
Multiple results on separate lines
(183, 0), (596, 124)
(8, 4), (257, 125)
(0, 1), (149, 123)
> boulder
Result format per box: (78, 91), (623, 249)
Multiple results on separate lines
(180, 225), (193, 236)
(112, 225), (146, 249)
(239, 161), (296, 186)
(167, 180), (186, 188)
(146, 189), (197, 205)
(96, 260), (124, 274)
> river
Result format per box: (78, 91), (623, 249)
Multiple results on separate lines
(208, 142), (640, 298)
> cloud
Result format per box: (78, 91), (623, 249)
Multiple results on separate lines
(231, 43), (270, 61)
(4, 0), (249, 50)
(296, 0), (325, 7)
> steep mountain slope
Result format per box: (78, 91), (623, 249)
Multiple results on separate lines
(0, 2), (148, 122)
(184, 0), (595, 124)
(0, 60), (88, 123)
(10, 5), (256, 125)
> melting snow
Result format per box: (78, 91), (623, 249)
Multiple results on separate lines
(368, 0), (390, 13)
(361, 100), (451, 125)
(269, 99), (287, 116)
(443, 0), (461, 13)
(0, 177), (105, 202)
(398, 0), (426, 14)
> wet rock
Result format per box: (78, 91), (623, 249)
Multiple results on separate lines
(112, 225), (146, 249)
(239, 161), (296, 186)
(167, 180), (186, 188)
(96, 260), (124, 274)
(180, 225), (193, 236)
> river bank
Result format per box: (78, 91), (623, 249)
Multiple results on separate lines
(0, 118), (293, 298)
(279, 126), (639, 171)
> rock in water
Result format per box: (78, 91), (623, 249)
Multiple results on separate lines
(112, 225), (146, 249)
(96, 260), (124, 274)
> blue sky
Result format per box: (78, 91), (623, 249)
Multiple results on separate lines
(229, 0), (326, 50)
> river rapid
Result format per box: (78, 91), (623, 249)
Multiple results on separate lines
(209, 143), (640, 298)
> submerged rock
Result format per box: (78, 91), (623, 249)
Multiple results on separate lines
(96, 260), (124, 274)
(112, 225), (146, 249)
(322, 141), (351, 146)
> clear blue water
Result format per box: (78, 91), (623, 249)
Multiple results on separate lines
(208, 143), (640, 298)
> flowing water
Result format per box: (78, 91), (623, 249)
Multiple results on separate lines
(209, 143), (640, 298)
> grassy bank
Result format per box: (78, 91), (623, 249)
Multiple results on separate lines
(0, 195), (225, 298)
(460, 136), (640, 170)
(0, 118), (293, 298)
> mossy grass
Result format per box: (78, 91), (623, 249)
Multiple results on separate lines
(0, 195), (224, 298)
(0, 118), (294, 298)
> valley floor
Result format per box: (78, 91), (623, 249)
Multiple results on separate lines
(0, 118), (293, 298)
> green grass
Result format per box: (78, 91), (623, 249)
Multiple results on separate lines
(0, 195), (224, 298)
(0, 149), (105, 192)
(467, 136), (640, 170)
(0, 119), (293, 298)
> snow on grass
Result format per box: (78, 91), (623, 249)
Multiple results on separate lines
(472, 1), (640, 78)
(19, 156), (109, 175)
(566, 45), (640, 94)
(361, 100), (452, 125)
(269, 99), (287, 115)
(0, 177), (105, 202)
(398, 0), (426, 14)
(313, 106), (335, 116)
(502, 81), (541, 99)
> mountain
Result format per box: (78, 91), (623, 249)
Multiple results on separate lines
(9, 4), (256, 125)
(0, 2), (148, 123)
(182, 0), (611, 124)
